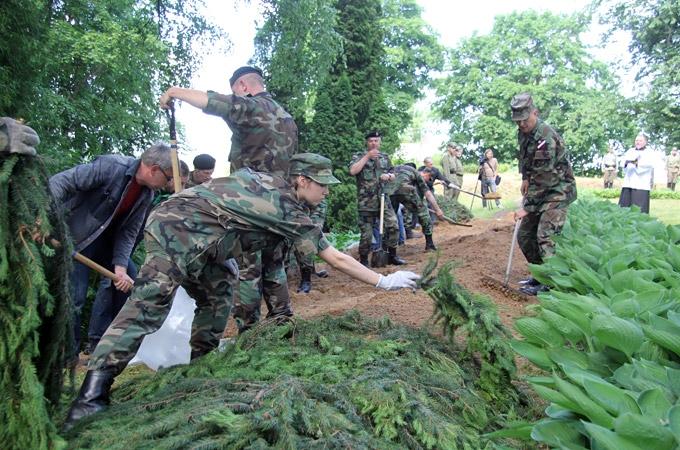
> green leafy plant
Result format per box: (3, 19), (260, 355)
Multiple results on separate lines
(502, 199), (680, 448)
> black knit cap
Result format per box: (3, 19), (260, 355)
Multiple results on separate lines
(229, 66), (263, 86)
(193, 154), (216, 170)
(365, 130), (381, 139)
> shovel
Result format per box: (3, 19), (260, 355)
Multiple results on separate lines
(428, 209), (472, 227)
(49, 238), (117, 281)
(504, 218), (522, 285)
(165, 102), (182, 193)
(370, 192), (390, 268)
(449, 183), (501, 200)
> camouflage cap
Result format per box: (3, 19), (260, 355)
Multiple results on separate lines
(446, 141), (457, 148)
(289, 153), (341, 185)
(510, 93), (535, 121)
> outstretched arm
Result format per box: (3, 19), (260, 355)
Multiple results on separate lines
(159, 87), (209, 110)
(318, 246), (419, 290)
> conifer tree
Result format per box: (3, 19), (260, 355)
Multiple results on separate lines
(0, 154), (72, 449)
(336, 0), (386, 132)
(305, 71), (362, 231)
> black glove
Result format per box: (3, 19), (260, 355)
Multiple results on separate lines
(0, 117), (40, 156)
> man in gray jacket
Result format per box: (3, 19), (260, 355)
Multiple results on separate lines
(49, 143), (173, 357)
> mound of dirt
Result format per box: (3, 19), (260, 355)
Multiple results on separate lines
(226, 212), (536, 336)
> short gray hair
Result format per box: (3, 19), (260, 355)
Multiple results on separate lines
(141, 142), (172, 170)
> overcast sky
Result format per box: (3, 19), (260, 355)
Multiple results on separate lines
(175, 0), (631, 173)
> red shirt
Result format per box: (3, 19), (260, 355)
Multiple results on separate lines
(114, 178), (143, 219)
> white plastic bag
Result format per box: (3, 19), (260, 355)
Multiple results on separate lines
(129, 287), (196, 370)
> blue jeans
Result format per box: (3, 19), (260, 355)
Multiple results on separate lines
(481, 178), (501, 207)
(87, 258), (138, 346)
(69, 233), (113, 356)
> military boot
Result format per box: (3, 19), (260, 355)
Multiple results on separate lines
(425, 234), (437, 251)
(297, 268), (313, 293)
(359, 253), (369, 267)
(387, 247), (406, 265)
(64, 370), (115, 430)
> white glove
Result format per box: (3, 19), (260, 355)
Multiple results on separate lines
(448, 183), (460, 190)
(224, 258), (239, 277)
(0, 117), (40, 156)
(376, 271), (420, 291)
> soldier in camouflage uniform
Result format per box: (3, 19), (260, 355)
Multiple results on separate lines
(186, 154), (216, 188)
(387, 164), (445, 251)
(666, 147), (680, 191)
(510, 93), (577, 296)
(159, 66), (298, 333)
(441, 143), (464, 201)
(601, 147), (617, 189)
(294, 199), (328, 293)
(64, 153), (420, 427)
(349, 131), (406, 267)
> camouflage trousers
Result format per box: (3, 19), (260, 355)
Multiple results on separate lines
(445, 175), (463, 201)
(358, 199), (399, 256)
(603, 169), (617, 185)
(517, 206), (568, 266)
(232, 244), (292, 333)
(88, 213), (235, 376)
(391, 193), (432, 236)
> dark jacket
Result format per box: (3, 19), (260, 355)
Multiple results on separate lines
(49, 155), (154, 267)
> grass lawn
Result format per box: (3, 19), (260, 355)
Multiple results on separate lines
(446, 169), (680, 225)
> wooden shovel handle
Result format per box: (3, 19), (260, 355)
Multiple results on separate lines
(50, 238), (117, 281)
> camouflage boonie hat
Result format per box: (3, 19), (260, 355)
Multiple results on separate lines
(289, 153), (341, 185)
(510, 93), (535, 121)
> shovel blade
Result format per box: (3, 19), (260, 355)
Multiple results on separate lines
(371, 249), (389, 268)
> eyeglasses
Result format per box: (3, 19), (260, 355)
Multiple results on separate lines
(158, 167), (173, 182)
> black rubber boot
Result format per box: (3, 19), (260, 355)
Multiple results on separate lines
(297, 268), (312, 293)
(64, 370), (115, 430)
(518, 276), (540, 286)
(519, 283), (549, 296)
(425, 234), (437, 251)
(359, 253), (369, 267)
(388, 247), (406, 265)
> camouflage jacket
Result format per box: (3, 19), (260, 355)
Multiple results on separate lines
(349, 151), (394, 213)
(202, 91), (298, 177)
(385, 165), (429, 199)
(441, 152), (463, 180)
(518, 119), (577, 213)
(151, 168), (329, 262)
(667, 153), (680, 171)
(184, 171), (202, 189)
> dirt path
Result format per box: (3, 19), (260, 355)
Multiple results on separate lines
(285, 212), (536, 331)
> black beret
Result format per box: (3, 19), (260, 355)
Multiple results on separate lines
(229, 66), (263, 86)
(365, 130), (381, 139)
(193, 154), (216, 170)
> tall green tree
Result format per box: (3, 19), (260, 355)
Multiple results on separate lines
(336, 0), (386, 132)
(0, 0), (225, 172)
(435, 11), (635, 172)
(305, 72), (361, 231)
(381, 0), (444, 138)
(596, 0), (680, 146)
(252, 0), (342, 128)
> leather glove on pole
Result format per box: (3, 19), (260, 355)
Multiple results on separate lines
(0, 117), (40, 156)
(376, 271), (420, 291)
